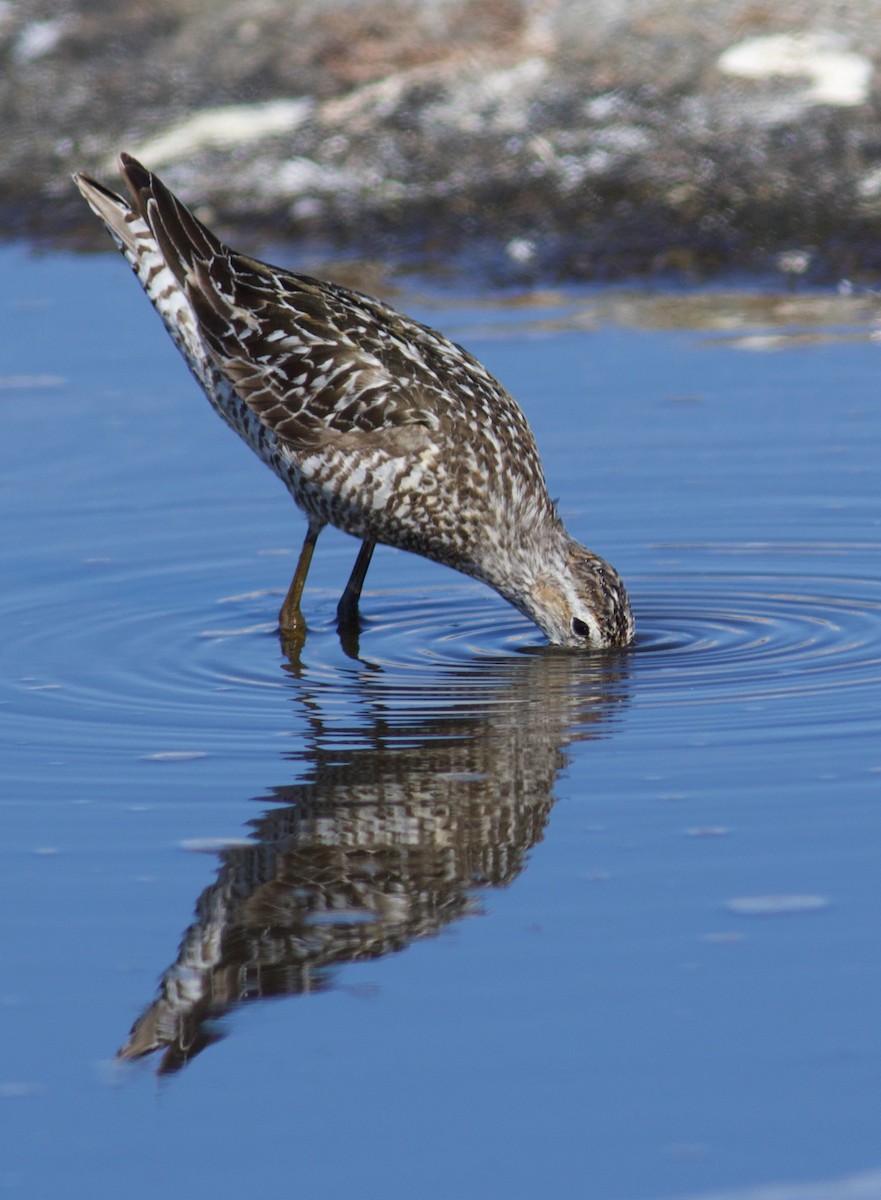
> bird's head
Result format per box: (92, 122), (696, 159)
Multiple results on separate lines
(522, 540), (634, 649)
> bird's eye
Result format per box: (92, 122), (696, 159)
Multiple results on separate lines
(571, 617), (591, 640)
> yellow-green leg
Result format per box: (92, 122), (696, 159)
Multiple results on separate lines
(279, 521), (322, 633)
(337, 539), (376, 625)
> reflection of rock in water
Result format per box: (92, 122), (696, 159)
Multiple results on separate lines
(121, 650), (629, 1073)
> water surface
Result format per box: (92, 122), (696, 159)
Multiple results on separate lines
(2, 245), (880, 1198)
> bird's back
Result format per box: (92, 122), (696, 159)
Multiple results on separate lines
(75, 156), (553, 576)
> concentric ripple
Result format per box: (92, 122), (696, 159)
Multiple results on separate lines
(5, 542), (880, 772)
(318, 544), (881, 701)
(635, 575), (881, 694)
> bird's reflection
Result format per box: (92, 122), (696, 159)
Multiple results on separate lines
(120, 642), (630, 1073)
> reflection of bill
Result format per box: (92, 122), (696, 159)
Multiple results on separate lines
(120, 649), (629, 1073)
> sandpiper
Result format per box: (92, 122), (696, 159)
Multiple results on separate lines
(74, 154), (633, 648)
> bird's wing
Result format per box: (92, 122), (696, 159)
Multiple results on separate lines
(115, 154), (456, 452)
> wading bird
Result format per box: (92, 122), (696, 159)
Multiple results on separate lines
(74, 155), (633, 648)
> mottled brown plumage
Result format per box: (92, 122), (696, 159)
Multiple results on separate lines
(73, 154), (633, 647)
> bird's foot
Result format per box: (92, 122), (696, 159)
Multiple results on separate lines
(277, 603), (308, 660)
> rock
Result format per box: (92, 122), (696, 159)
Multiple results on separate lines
(5, 0), (881, 281)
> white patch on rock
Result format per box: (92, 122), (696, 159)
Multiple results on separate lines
(272, 157), (361, 196)
(857, 164), (881, 198)
(423, 57), (549, 134)
(122, 99), (313, 167)
(717, 31), (873, 108)
(14, 17), (68, 62)
(506, 238), (536, 264)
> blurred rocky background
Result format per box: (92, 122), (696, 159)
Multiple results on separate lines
(6, 0), (881, 280)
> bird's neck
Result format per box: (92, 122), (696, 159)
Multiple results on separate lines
(472, 503), (572, 609)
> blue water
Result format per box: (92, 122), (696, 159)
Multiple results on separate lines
(2, 243), (881, 1198)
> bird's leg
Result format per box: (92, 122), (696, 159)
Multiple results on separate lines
(336, 539), (376, 625)
(279, 521), (322, 633)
